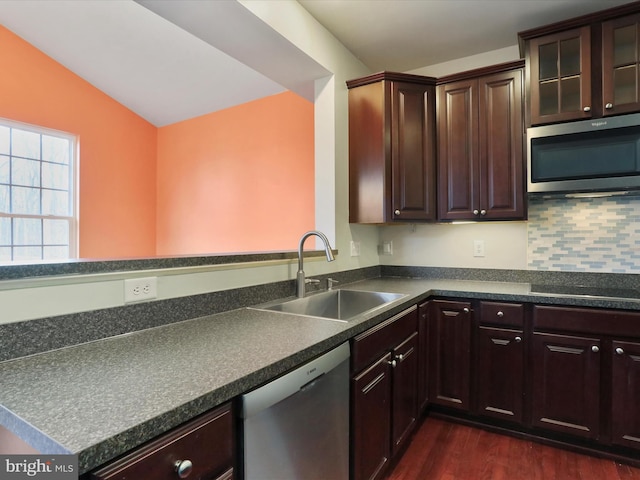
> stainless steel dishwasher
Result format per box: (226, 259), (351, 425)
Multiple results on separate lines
(241, 342), (350, 480)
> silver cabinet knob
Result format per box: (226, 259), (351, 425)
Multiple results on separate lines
(396, 354), (404, 361)
(473, 209), (479, 215)
(463, 307), (470, 313)
(616, 347), (625, 355)
(394, 209), (400, 215)
(497, 311), (504, 317)
(388, 359), (397, 368)
(591, 345), (600, 353)
(480, 209), (487, 216)
(175, 459), (193, 479)
(605, 103), (613, 109)
(515, 336), (522, 343)
(583, 106), (591, 112)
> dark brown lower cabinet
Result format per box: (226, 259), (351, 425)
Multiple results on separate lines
(352, 354), (392, 480)
(351, 306), (419, 480)
(612, 339), (640, 449)
(428, 300), (472, 411)
(531, 332), (601, 440)
(90, 402), (234, 480)
(476, 326), (524, 423)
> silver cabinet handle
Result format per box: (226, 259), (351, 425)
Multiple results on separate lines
(583, 106), (591, 112)
(473, 209), (479, 215)
(394, 209), (400, 215)
(497, 311), (504, 317)
(515, 336), (522, 343)
(396, 354), (404, 361)
(175, 459), (193, 479)
(591, 345), (600, 353)
(388, 359), (397, 368)
(480, 209), (487, 216)
(616, 347), (625, 355)
(463, 307), (470, 313)
(605, 103), (613, 109)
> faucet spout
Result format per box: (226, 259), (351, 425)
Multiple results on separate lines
(296, 231), (335, 298)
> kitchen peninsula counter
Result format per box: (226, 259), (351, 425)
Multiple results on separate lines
(2, 276), (640, 474)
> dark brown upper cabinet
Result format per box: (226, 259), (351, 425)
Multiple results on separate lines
(437, 61), (525, 221)
(520, 2), (640, 126)
(347, 72), (437, 224)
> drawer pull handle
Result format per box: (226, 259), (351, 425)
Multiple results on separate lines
(616, 347), (625, 355)
(175, 459), (193, 478)
(463, 307), (470, 314)
(591, 345), (600, 353)
(497, 311), (504, 317)
(605, 103), (613, 109)
(515, 336), (522, 343)
(583, 106), (591, 112)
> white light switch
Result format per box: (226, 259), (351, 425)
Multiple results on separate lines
(473, 240), (485, 257)
(350, 241), (361, 256)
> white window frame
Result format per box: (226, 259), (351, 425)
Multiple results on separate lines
(0, 118), (79, 263)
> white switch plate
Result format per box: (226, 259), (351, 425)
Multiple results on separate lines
(382, 241), (393, 255)
(350, 241), (361, 257)
(473, 240), (485, 257)
(124, 277), (158, 303)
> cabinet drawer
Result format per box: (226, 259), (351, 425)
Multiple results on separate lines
(480, 301), (524, 327)
(91, 403), (233, 480)
(352, 306), (417, 373)
(533, 305), (640, 337)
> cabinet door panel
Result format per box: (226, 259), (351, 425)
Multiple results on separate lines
(352, 354), (392, 480)
(429, 300), (472, 410)
(611, 340), (640, 449)
(602, 13), (640, 116)
(391, 332), (419, 456)
(417, 301), (430, 412)
(529, 27), (592, 124)
(437, 80), (478, 220)
(478, 69), (524, 219)
(476, 326), (524, 424)
(392, 82), (437, 221)
(531, 332), (600, 440)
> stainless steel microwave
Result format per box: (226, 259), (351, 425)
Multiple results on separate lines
(527, 113), (640, 195)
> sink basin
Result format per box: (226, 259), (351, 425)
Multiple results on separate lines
(251, 289), (407, 322)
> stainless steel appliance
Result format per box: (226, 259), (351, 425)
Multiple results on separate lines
(527, 112), (640, 195)
(241, 342), (349, 480)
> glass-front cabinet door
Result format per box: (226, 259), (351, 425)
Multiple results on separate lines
(529, 26), (591, 125)
(602, 13), (640, 116)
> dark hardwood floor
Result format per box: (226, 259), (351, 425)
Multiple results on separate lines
(388, 417), (640, 480)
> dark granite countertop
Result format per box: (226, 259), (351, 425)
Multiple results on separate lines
(2, 276), (640, 474)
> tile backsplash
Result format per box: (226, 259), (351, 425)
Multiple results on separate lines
(528, 195), (640, 272)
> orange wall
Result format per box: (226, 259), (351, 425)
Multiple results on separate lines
(1, 26), (315, 259)
(0, 25), (157, 259)
(157, 91), (315, 254)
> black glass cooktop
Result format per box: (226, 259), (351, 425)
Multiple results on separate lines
(530, 284), (640, 299)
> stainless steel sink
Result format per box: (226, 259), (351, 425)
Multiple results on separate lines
(250, 289), (407, 322)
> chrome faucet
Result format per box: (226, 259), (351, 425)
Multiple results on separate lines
(297, 230), (335, 298)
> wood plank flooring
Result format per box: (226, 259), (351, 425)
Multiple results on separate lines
(387, 417), (640, 480)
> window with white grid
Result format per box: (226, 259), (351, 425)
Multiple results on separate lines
(0, 119), (77, 263)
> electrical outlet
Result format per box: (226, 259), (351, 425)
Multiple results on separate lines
(124, 277), (158, 303)
(350, 241), (361, 257)
(473, 240), (485, 257)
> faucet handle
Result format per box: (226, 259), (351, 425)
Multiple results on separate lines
(327, 278), (339, 290)
(305, 278), (320, 285)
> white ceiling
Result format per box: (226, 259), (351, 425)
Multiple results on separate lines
(299, 0), (635, 72)
(0, 0), (635, 127)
